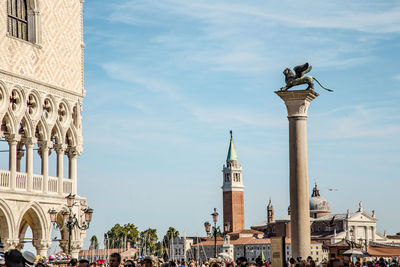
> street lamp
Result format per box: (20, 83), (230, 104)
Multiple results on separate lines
(204, 208), (220, 259)
(48, 194), (93, 255)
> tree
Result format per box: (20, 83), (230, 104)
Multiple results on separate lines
(139, 228), (158, 254)
(161, 227), (180, 258)
(89, 235), (99, 250)
(104, 223), (139, 249)
(162, 227), (180, 247)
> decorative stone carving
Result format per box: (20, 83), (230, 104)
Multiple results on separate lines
(27, 94), (38, 116)
(43, 98), (53, 120)
(275, 90), (319, 118)
(10, 89), (22, 112)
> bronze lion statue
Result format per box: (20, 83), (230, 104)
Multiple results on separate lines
(280, 63), (333, 92)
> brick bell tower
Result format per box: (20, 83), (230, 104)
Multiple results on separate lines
(222, 131), (245, 233)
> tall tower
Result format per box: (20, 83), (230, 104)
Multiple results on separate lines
(0, 0), (87, 257)
(267, 198), (274, 224)
(222, 131), (244, 233)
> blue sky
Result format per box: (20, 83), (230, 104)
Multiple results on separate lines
(78, 0), (400, 247)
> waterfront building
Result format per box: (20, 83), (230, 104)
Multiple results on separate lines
(0, 0), (88, 257)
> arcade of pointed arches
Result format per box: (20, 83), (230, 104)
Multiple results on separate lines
(0, 79), (85, 256)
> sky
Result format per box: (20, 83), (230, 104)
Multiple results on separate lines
(76, 0), (400, 248)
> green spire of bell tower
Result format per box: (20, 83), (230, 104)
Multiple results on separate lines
(226, 130), (238, 162)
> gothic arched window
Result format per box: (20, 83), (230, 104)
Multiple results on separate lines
(7, 0), (28, 41)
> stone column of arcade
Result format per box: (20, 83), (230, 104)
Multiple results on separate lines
(275, 89), (318, 259)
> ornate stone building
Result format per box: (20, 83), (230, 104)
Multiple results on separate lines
(251, 184), (399, 249)
(0, 0), (87, 258)
(222, 131), (244, 233)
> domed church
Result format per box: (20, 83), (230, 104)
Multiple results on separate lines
(309, 183), (331, 218)
(251, 183), (398, 247)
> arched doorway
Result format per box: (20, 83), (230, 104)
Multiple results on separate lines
(0, 199), (14, 249)
(18, 203), (49, 256)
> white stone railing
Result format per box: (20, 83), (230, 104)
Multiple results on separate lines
(16, 172), (27, 190)
(0, 170), (75, 195)
(0, 170), (10, 188)
(63, 179), (73, 194)
(33, 175), (43, 191)
(48, 177), (58, 193)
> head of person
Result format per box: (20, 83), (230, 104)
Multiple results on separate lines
(109, 253), (121, 267)
(124, 260), (135, 267)
(244, 262), (257, 267)
(327, 259), (344, 267)
(69, 259), (78, 267)
(21, 251), (35, 267)
(89, 262), (97, 267)
(78, 259), (90, 267)
(5, 249), (24, 267)
(290, 259), (296, 265)
(142, 258), (153, 267)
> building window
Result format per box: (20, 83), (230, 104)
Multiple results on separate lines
(7, 0), (28, 41)
(7, 0), (40, 44)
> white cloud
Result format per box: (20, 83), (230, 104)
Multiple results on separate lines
(394, 74), (400, 80)
(310, 103), (400, 140)
(101, 62), (184, 101)
(191, 106), (285, 129)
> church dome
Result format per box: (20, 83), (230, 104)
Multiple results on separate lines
(309, 184), (331, 213)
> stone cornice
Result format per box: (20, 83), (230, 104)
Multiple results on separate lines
(0, 69), (85, 100)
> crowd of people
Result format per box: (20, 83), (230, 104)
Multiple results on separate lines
(1, 250), (399, 267)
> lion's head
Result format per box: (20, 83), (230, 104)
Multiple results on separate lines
(283, 68), (294, 78)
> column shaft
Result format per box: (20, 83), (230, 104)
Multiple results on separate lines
(288, 116), (311, 258)
(56, 145), (65, 195)
(26, 142), (34, 192)
(40, 143), (50, 193)
(8, 139), (17, 190)
(69, 152), (78, 194)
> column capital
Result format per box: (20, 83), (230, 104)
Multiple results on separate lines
(22, 137), (37, 146)
(37, 140), (53, 149)
(67, 147), (81, 158)
(54, 144), (68, 154)
(275, 89), (319, 118)
(33, 239), (52, 249)
(5, 134), (21, 144)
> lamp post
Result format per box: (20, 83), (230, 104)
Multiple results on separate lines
(204, 208), (220, 259)
(48, 193), (93, 255)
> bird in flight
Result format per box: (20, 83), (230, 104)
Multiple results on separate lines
(327, 188), (338, 191)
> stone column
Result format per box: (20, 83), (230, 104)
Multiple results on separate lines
(70, 241), (83, 259)
(54, 144), (66, 195)
(25, 138), (35, 192)
(7, 135), (20, 191)
(16, 142), (24, 172)
(38, 141), (52, 193)
(372, 226), (376, 242)
(33, 239), (51, 257)
(354, 226), (358, 242)
(68, 148), (79, 195)
(275, 89), (319, 259)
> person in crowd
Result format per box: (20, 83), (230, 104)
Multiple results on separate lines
(142, 258), (153, 267)
(69, 259), (78, 267)
(21, 251), (35, 267)
(4, 249), (24, 267)
(108, 253), (121, 267)
(327, 259), (344, 267)
(89, 262), (97, 267)
(78, 259), (90, 267)
(244, 262), (257, 267)
(125, 260), (135, 267)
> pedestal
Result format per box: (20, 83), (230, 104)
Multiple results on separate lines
(275, 89), (318, 259)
